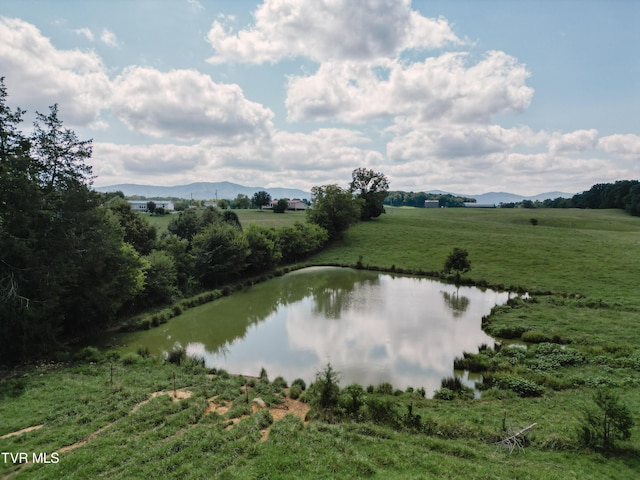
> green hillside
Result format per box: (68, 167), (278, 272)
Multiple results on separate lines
(2, 207), (639, 479)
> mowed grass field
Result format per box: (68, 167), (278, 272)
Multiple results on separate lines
(143, 209), (307, 233)
(2, 207), (640, 479)
(311, 207), (640, 301)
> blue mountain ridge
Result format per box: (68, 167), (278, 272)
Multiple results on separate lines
(94, 182), (573, 205)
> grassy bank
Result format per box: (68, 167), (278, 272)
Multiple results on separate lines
(2, 207), (640, 478)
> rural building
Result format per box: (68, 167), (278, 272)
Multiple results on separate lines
(424, 200), (440, 208)
(127, 200), (175, 212)
(463, 202), (496, 208)
(263, 199), (308, 211)
(288, 199), (307, 211)
(204, 201), (218, 208)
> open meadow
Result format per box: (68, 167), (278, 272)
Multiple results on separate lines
(143, 209), (307, 234)
(2, 207), (640, 479)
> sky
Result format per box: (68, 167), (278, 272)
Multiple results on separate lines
(1, 0), (639, 195)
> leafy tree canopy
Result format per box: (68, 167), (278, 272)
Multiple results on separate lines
(443, 248), (471, 280)
(307, 184), (361, 240)
(350, 167), (389, 220)
(252, 190), (271, 208)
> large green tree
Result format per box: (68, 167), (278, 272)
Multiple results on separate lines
(244, 224), (282, 273)
(307, 185), (360, 240)
(108, 198), (157, 255)
(0, 80), (146, 363)
(252, 190), (271, 209)
(350, 168), (390, 220)
(192, 223), (250, 287)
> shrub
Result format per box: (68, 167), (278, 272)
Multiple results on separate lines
(482, 374), (544, 397)
(488, 325), (528, 339)
(579, 389), (634, 451)
(436, 377), (475, 400)
(521, 330), (550, 343)
(291, 378), (306, 391)
(254, 409), (274, 429)
(443, 247), (471, 280)
(434, 387), (454, 401)
(121, 353), (140, 366)
(364, 396), (399, 427)
(74, 347), (103, 363)
(308, 363), (340, 420)
(273, 376), (288, 389)
(375, 382), (394, 395)
(502, 376), (544, 397)
(289, 384), (302, 400)
(340, 384), (365, 418)
(453, 352), (490, 372)
(137, 346), (151, 358)
(441, 376), (464, 391)
(166, 342), (187, 365)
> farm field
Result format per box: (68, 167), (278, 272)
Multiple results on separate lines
(142, 209), (307, 234)
(2, 207), (640, 479)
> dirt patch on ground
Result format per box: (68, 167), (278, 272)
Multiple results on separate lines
(204, 393), (310, 441)
(0, 425), (44, 439)
(152, 389), (192, 401)
(259, 395), (310, 441)
(129, 389), (193, 415)
(59, 389), (194, 454)
(205, 397), (231, 415)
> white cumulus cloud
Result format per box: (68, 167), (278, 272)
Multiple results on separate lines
(110, 67), (274, 141)
(286, 51), (533, 124)
(206, 0), (460, 64)
(598, 134), (640, 160)
(0, 17), (111, 127)
(549, 129), (599, 155)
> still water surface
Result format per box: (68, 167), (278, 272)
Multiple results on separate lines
(110, 267), (511, 395)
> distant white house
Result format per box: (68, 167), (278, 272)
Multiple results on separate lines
(424, 200), (440, 208)
(127, 200), (175, 212)
(203, 201), (218, 208)
(263, 199), (307, 211)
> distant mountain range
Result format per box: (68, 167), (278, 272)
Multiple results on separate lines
(427, 190), (574, 205)
(94, 182), (311, 201)
(94, 181), (573, 205)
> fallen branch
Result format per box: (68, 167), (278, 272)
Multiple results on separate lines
(495, 423), (537, 453)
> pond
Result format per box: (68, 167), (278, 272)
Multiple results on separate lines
(107, 267), (511, 395)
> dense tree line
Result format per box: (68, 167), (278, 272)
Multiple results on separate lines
(0, 83), (330, 365)
(384, 191), (475, 208)
(0, 80), (148, 363)
(571, 181), (640, 215)
(499, 181), (640, 215)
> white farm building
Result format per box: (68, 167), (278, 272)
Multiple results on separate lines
(127, 200), (175, 212)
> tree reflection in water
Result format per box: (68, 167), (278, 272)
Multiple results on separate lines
(441, 290), (470, 318)
(111, 267), (512, 396)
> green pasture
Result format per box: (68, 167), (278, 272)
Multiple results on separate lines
(235, 209), (307, 228)
(141, 212), (173, 232)
(142, 209), (306, 234)
(311, 207), (640, 301)
(2, 206), (640, 478)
